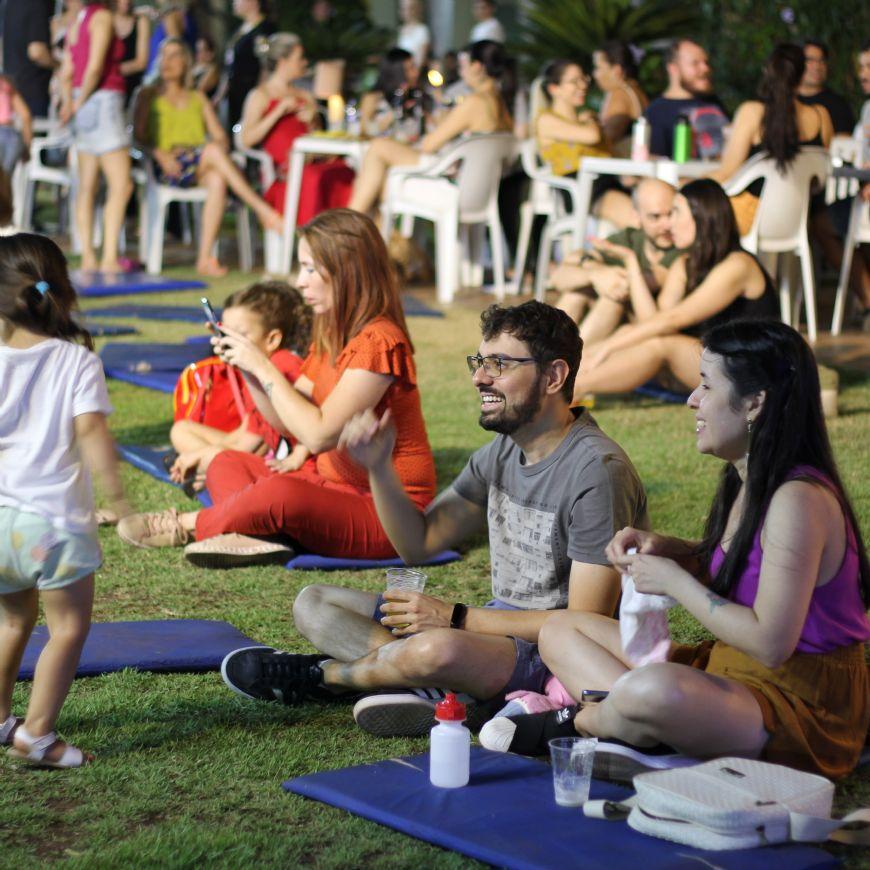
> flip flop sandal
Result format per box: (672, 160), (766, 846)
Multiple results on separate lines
(161, 450), (180, 474)
(8, 726), (92, 769)
(0, 715), (22, 746)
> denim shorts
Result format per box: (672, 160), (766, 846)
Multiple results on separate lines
(371, 595), (549, 697)
(72, 88), (130, 156)
(0, 506), (101, 594)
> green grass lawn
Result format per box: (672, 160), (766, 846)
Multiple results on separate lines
(3, 268), (869, 867)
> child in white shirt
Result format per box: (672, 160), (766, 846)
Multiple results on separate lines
(0, 232), (128, 768)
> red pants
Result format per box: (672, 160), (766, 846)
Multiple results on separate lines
(195, 451), (398, 558)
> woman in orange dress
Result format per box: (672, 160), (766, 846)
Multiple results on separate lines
(117, 209), (436, 568)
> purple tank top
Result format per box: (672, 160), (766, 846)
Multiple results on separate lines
(709, 465), (870, 654)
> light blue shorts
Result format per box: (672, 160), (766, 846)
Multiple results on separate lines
(72, 88), (130, 156)
(0, 506), (101, 594)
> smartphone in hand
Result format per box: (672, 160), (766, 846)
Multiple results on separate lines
(201, 297), (222, 335)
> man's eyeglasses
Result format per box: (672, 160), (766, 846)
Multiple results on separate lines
(466, 354), (537, 377)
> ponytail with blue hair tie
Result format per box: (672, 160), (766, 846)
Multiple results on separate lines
(35, 281), (50, 297)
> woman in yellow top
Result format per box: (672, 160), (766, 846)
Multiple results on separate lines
(348, 39), (513, 214)
(133, 37), (282, 277)
(536, 59), (608, 177)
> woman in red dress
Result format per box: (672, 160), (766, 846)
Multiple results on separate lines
(239, 33), (354, 224)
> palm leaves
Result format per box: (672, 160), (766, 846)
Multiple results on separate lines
(516, 0), (700, 79)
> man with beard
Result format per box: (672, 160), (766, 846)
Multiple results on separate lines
(645, 39), (728, 160)
(553, 179), (685, 335)
(219, 301), (648, 736)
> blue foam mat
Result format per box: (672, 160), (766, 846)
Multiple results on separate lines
(100, 341), (210, 392)
(117, 444), (213, 507)
(73, 270), (207, 298)
(284, 748), (836, 870)
(81, 293), (441, 322)
(85, 304), (221, 323)
(19, 619), (258, 679)
(635, 380), (690, 404)
(286, 552), (460, 570)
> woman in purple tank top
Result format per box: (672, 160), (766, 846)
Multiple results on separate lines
(481, 319), (870, 780)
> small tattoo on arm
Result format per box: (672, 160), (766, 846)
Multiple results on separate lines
(707, 592), (727, 614)
(264, 382), (274, 399)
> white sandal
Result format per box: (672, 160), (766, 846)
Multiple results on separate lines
(8, 725), (92, 769)
(0, 714), (22, 746)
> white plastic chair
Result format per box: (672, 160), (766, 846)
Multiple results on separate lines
(723, 147), (830, 343)
(831, 184), (870, 336)
(381, 133), (516, 304)
(20, 134), (75, 234)
(826, 137), (860, 204)
(138, 153), (253, 275)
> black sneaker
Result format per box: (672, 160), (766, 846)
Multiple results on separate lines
(593, 738), (696, 783)
(478, 705), (579, 756)
(220, 646), (326, 705)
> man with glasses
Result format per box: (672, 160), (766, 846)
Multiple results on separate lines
(220, 301), (648, 735)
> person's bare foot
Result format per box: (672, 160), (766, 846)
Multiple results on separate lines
(80, 256), (98, 272)
(99, 260), (123, 274)
(196, 257), (228, 277)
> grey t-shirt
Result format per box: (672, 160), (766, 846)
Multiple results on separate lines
(452, 409), (648, 610)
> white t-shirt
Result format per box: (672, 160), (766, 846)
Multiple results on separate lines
(397, 22), (431, 67)
(0, 338), (112, 534)
(470, 18), (506, 44)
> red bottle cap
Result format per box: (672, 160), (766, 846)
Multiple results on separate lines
(434, 692), (466, 722)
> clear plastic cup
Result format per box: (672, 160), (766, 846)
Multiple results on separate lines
(548, 737), (597, 807)
(384, 568), (427, 593)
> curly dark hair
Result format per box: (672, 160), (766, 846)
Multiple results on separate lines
(479, 300), (582, 400)
(223, 280), (312, 354)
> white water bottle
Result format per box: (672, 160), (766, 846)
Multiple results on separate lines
(429, 693), (470, 788)
(631, 116), (650, 161)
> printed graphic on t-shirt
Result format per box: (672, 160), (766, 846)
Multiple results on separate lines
(487, 484), (561, 608)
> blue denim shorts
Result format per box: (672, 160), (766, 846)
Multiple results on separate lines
(371, 594), (549, 697)
(0, 506), (101, 594)
(72, 88), (130, 156)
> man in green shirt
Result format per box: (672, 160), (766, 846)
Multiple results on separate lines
(554, 179), (685, 341)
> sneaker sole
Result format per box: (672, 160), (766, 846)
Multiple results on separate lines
(593, 743), (697, 784)
(220, 646), (276, 701)
(353, 695), (436, 737)
(184, 547), (292, 569)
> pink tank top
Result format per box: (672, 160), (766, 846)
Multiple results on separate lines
(0, 80), (14, 126)
(70, 5), (126, 93)
(710, 465), (870, 654)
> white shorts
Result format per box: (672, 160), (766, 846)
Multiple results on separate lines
(72, 88), (130, 156)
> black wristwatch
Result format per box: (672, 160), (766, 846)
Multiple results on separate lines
(450, 603), (468, 630)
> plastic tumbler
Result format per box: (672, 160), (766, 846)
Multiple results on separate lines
(548, 737), (597, 807)
(384, 568), (427, 593)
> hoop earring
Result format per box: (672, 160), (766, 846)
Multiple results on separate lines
(746, 419), (753, 435)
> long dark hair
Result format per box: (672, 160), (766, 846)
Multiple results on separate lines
(698, 319), (869, 605)
(599, 41), (638, 80)
(758, 43), (805, 172)
(467, 39), (515, 111)
(681, 179), (742, 291)
(373, 47), (413, 96)
(0, 233), (93, 350)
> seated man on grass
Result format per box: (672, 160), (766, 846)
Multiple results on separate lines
(554, 179), (685, 343)
(220, 301), (648, 736)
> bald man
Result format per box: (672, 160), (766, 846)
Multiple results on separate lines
(554, 179), (685, 341)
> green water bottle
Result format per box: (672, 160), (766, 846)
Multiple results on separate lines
(672, 115), (692, 163)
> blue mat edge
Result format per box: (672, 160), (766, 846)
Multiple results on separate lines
(18, 619), (257, 679)
(282, 749), (838, 870)
(285, 551), (461, 571)
(117, 444), (212, 507)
